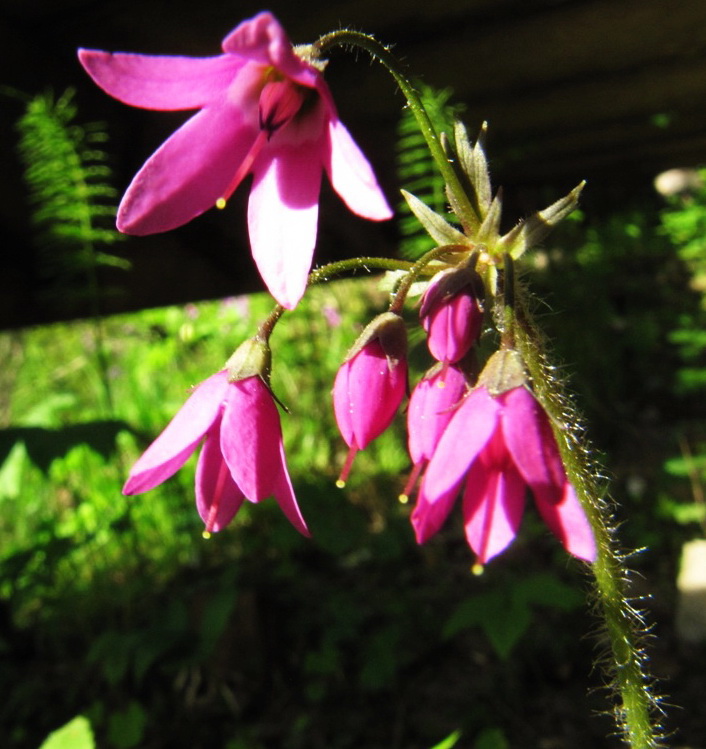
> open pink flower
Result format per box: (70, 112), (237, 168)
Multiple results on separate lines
(123, 370), (309, 536)
(78, 12), (392, 309)
(412, 383), (596, 564)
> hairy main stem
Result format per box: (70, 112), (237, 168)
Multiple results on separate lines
(512, 283), (659, 749)
(314, 30), (479, 231)
(318, 24), (659, 745)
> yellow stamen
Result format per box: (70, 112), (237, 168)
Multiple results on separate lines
(215, 197), (227, 210)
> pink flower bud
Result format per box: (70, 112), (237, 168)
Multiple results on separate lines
(420, 265), (484, 363)
(401, 364), (468, 501)
(333, 312), (408, 484)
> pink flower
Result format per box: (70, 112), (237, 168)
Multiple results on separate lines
(78, 12), (392, 309)
(419, 265), (484, 363)
(123, 370), (309, 537)
(333, 312), (407, 484)
(401, 364), (467, 500)
(412, 383), (596, 564)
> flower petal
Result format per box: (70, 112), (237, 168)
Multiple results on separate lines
(423, 386), (499, 501)
(411, 479), (461, 544)
(195, 418), (246, 532)
(123, 371), (228, 495)
(326, 118), (393, 220)
(501, 386), (566, 504)
(462, 461), (526, 563)
(77, 49), (243, 110)
(220, 377), (310, 535)
(248, 144), (322, 309)
(407, 365), (467, 464)
(117, 104), (258, 235)
(221, 11), (319, 88)
(332, 359), (355, 448)
(535, 482), (597, 562)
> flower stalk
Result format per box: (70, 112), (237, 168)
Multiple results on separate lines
(322, 25), (661, 742)
(512, 286), (660, 748)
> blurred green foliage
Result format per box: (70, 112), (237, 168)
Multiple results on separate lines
(15, 89), (128, 315)
(38, 716), (94, 749)
(396, 83), (464, 260)
(656, 169), (706, 535)
(1, 279), (600, 748)
(7, 85), (706, 749)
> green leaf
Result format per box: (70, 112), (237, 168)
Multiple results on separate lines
(474, 727), (509, 749)
(442, 573), (581, 659)
(443, 590), (532, 658)
(515, 572), (583, 611)
(38, 716), (95, 749)
(500, 182), (585, 258)
(455, 120), (491, 216)
(107, 701), (147, 749)
(401, 189), (467, 246)
(429, 730), (462, 749)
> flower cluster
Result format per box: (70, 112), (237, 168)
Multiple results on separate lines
(84, 12), (596, 566)
(412, 350), (596, 564)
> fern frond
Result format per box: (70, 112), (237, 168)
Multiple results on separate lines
(396, 83), (465, 259)
(16, 88), (129, 294)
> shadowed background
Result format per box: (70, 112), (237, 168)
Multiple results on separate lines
(2, 0), (706, 327)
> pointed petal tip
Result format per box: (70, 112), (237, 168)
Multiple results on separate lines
(536, 482), (598, 563)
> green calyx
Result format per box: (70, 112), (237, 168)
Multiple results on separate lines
(225, 336), (272, 384)
(345, 311), (408, 366)
(478, 348), (527, 396)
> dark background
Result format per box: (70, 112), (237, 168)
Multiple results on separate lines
(3, 0), (706, 328)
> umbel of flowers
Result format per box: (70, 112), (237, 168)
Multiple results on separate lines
(81, 12), (660, 748)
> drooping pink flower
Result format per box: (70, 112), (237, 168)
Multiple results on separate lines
(401, 364), (467, 500)
(412, 380), (596, 564)
(123, 370), (309, 537)
(78, 12), (392, 309)
(333, 312), (408, 484)
(419, 264), (484, 363)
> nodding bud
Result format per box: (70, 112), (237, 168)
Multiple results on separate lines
(225, 336), (272, 383)
(420, 264), (484, 364)
(259, 79), (306, 135)
(333, 312), (408, 485)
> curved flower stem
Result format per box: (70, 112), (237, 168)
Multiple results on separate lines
(314, 30), (479, 231)
(307, 256), (413, 287)
(257, 257), (414, 340)
(389, 243), (468, 314)
(512, 282), (660, 749)
(257, 304), (286, 342)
